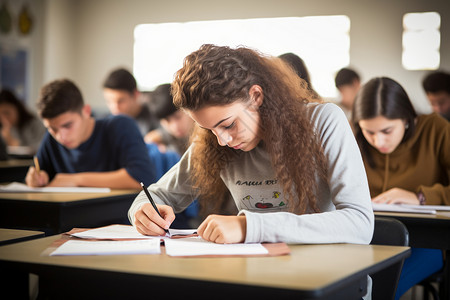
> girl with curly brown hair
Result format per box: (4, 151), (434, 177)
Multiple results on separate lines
(129, 44), (373, 246)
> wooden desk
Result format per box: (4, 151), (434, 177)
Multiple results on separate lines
(0, 159), (33, 183)
(0, 235), (410, 300)
(0, 190), (139, 235)
(0, 228), (44, 246)
(375, 211), (450, 299)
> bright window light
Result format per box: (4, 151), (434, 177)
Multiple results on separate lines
(134, 16), (350, 98)
(402, 12), (440, 70)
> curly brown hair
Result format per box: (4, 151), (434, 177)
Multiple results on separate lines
(172, 44), (327, 215)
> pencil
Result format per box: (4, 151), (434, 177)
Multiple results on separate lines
(140, 182), (169, 233)
(33, 156), (40, 173)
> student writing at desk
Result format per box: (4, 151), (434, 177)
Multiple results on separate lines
(351, 77), (450, 299)
(129, 45), (374, 298)
(25, 79), (156, 188)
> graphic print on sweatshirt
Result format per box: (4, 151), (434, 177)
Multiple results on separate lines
(235, 179), (287, 212)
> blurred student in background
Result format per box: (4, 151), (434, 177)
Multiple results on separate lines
(102, 68), (160, 136)
(145, 83), (194, 155)
(278, 53), (320, 99)
(26, 79), (156, 188)
(335, 67), (361, 119)
(0, 89), (46, 153)
(422, 70), (450, 121)
(352, 76), (449, 299)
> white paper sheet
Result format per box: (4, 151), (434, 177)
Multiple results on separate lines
(399, 204), (450, 211)
(50, 239), (161, 256)
(0, 182), (111, 193)
(372, 203), (436, 214)
(71, 224), (196, 239)
(164, 236), (269, 256)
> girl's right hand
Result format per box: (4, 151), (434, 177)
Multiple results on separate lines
(25, 167), (49, 187)
(134, 203), (175, 236)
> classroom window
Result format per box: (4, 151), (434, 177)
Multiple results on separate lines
(134, 16), (350, 98)
(402, 12), (440, 70)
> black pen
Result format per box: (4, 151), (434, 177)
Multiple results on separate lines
(140, 182), (169, 233)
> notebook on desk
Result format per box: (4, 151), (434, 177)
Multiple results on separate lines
(48, 225), (290, 257)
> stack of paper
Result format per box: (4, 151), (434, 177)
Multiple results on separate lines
(399, 204), (450, 212)
(372, 203), (436, 214)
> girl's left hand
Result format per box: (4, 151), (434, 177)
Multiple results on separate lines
(197, 215), (246, 244)
(372, 187), (419, 205)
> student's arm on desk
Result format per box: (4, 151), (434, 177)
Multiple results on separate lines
(45, 168), (140, 189)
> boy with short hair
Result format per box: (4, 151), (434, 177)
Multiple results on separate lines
(422, 70), (450, 121)
(26, 79), (156, 188)
(102, 68), (160, 136)
(145, 83), (194, 155)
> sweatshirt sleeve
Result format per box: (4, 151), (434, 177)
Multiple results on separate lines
(128, 146), (197, 225)
(417, 115), (450, 205)
(242, 103), (374, 244)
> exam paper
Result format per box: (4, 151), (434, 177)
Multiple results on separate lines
(50, 239), (161, 256)
(164, 237), (269, 256)
(0, 182), (111, 193)
(372, 203), (436, 214)
(71, 224), (197, 240)
(399, 204), (450, 211)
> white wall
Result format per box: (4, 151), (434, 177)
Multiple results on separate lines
(42, 0), (77, 82)
(26, 0), (450, 113)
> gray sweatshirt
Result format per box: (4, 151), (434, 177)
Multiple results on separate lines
(128, 103), (374, 245)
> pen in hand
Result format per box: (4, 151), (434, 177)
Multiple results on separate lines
(140, 182), (169, 234)
(33, 156), (41, 174)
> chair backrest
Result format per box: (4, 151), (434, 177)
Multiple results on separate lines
(371, 217), (409, 246)
(370, 216), (409, 300)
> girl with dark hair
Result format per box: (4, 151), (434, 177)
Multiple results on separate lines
(352, 77), (450, 299)
(130, 44), (373, 246)
(0, 89), (46, 152)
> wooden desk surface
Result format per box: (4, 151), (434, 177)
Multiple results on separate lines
(0, 228), (45, 246)
(0, 159), (33, 168)
(0, 189), (140, 203)
(0, 235), (410, 299)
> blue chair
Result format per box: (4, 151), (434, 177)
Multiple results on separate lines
(146, 143), (181, 180)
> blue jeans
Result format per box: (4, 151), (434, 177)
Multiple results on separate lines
(395, 248), (443, 299)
